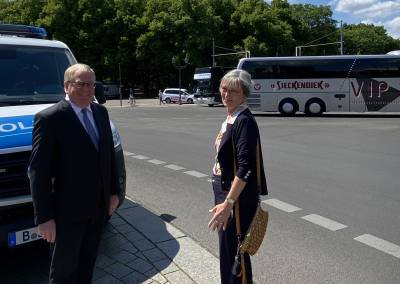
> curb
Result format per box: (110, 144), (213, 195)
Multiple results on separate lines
(94, 196), (220, 284)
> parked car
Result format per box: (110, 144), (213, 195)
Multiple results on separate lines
(162, 88), (194, 104)
(103, 83), (120, 99)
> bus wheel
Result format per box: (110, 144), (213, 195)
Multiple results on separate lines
(305, 99), (325, 116)
(208, 104), (214, 107)
(279, 99), (298, 116)
(165, 98), (171, 104)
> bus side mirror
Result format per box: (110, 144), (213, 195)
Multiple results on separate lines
(95, 81), (106, 104)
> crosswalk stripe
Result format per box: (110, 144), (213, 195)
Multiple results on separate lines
(164, 164), (186, 171)
(184, 171), (208, 178)
(354, 234), (400, 259)
(148, 159), (166, 165)
(131, 155), (149, 160)
(262, 198), (302, 212)
(301, 214), (348, 231)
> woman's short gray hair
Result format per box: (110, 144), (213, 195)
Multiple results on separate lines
(220, 69), (253, 97)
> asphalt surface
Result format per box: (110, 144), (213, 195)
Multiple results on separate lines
(107, 99), (400, 283)
(2, 99), (399, 283)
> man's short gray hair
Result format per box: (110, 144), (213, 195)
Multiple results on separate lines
(64, 63), (95, 83)
(220, 69), (252, 97)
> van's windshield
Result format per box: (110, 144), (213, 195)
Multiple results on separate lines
(0, 45), (75, 106)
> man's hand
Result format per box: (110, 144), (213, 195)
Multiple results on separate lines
(38, 219), (56, 243)
(108, 194), (119, 216)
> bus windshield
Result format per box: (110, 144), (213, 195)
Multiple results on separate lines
(192, 66), (227, 105)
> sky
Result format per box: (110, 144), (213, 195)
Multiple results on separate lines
(284, 0), (400, 39)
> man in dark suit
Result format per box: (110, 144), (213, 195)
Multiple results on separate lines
(29, 63), (120, 283)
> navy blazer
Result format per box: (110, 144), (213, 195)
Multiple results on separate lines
(29, 99), (120, 224)
(216, 108), (268, 204)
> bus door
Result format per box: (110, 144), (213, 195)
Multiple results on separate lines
(328, 78), (350, 112)
(253, 79), (277, 111)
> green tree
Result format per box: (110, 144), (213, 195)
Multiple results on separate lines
(38, 0), (126, 82)
(0, 0), (46, 25)
(343, 23), (400, 54)
(136, 0), (225, 93)
(2, 0), (399, 94)
(288, 3), (338, 55)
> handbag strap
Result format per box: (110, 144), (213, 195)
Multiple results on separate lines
(256, 140), (261, 194)
(232, 138), (261, 284)
(233, 140), (262, 238)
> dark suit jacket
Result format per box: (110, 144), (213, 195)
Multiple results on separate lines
(29, 99), (120, 224)
(217, 108), (268, 205)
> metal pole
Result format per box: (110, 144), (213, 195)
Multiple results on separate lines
(119, 63), (122, 107)
(212, 38), (215, 67)
(340, 20), (343, 55)
(178, 69), (182, 105)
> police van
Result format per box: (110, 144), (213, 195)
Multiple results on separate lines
(0, 24), (126, 248)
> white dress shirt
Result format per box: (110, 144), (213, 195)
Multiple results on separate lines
(65, 95), (99, 139)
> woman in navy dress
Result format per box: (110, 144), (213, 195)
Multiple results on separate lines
(208, 69), (268, 284)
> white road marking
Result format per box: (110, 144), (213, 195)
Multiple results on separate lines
(184, 171), (208, 178)
(262, 198), (302, 213)
(301, 214), (348, 231)
(131, 155), (149, 160)
(354, 234), (400, 259)
(164, 164), (186, 171)
(123, 151), (135, 156)
(148, 159), (166, 165)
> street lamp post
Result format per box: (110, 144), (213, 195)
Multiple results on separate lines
(172, 55), (188, 105)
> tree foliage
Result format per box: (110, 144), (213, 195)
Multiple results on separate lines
(1, 0), (399, 95)
(343, 23), (400, 55)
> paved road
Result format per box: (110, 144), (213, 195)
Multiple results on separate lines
(3, 100), (399, 283)
(108, 101), (400, 283)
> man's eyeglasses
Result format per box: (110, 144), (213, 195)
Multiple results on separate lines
(69, 81), (96, 89)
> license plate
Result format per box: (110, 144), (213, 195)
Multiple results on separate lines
(8, 226), (42, 247)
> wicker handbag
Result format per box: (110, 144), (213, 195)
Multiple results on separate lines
(239, 201), (268, 255)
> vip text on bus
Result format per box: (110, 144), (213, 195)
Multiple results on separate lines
(237, 54), (400, 115)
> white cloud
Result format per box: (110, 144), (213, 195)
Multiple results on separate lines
(334, 0), (400, 39)
(353, 1), (400, 20)
(328, 0), (339, 6)
(335, 0), (378, 13)
(386, 16), (400, 39)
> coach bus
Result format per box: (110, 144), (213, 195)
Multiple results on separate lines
(237, 55), (400, 115)
(192, 66), (227, 106)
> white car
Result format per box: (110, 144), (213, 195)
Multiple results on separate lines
(162, 88), (194, 104)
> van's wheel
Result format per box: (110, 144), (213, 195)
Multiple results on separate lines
(279, 99), (298, 116)
(187, 98), (193, 104)
(165, 98), (171, 104)
(305, 99), (325, 116)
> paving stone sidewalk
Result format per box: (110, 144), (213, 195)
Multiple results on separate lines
(93, 197), (220, 284)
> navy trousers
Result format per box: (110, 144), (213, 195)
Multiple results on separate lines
(212, 175), (253, 284)
(49, 205), (106, 284)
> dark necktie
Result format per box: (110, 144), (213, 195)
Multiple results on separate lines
(81, 108), (99, 150)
